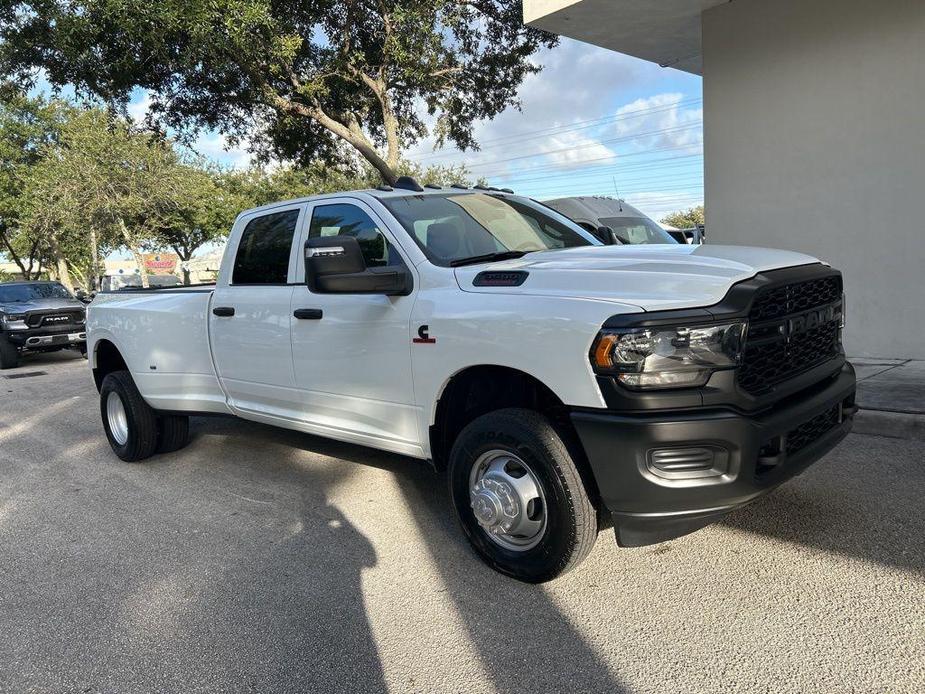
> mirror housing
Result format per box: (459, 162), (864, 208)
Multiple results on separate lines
(595, 225), (620, 245)
(305, 236), (412, 296)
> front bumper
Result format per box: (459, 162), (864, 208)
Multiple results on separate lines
(571, 364), (856, 547)
(7, 330), (87, 349)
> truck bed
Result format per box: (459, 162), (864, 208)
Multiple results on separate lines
(87, 287), (230, 414)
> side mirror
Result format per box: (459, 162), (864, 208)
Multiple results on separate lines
(305, 236), (412, 296)
(595, 226), (620, 245)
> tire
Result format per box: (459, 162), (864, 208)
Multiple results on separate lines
(448, 408), (598, 583)
(76, 343), (88, 358)
(99, 370), (158, 462)
(156, 414), (190, 454)
(0, 337), (19, 370)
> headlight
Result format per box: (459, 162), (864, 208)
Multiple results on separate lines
(0, 314), (28, 330)
(590, 322), (746, 390)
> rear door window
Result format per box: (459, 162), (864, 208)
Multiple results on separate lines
(232, 210), (300, 284)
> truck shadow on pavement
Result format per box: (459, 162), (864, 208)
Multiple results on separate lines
(721, 435), (925, 576)
(192, 416), (629, 693)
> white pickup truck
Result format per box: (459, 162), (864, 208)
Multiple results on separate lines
(87, 179), (856, 582)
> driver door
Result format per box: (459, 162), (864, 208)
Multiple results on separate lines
(289, 199), (421, 455)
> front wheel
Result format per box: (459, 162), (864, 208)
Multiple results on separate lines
(448, 408), (598, 583)
(0, 337), (19, 370)
(100, 370), (158, 462)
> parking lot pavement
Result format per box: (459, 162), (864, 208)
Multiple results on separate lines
(1, 353), (923, 694)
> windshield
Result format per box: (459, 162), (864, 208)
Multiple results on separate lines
(599, 216), (678, 245)
(0, 282), (73, 302)
(382, 193), (598, 266)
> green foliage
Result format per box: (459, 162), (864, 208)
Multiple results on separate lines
(0, 0), (557, 183)
(1, 91), (478, 289)
(661, 205), (704, 230)
(0, 93), (74, 279)
(20, 107), (188, 288)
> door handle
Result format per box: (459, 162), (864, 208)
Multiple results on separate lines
(293, 308), (323, 320)
(212, 306), (235, 317)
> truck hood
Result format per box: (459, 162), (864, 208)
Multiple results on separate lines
(455, 244), (821, 311)
(0, 297), (85, 315)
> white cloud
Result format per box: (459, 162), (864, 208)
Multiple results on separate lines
(405, 37), (660, 176)
(188, 132), (254, 169)
(542, 130), (617, 169)
(611, 93), (703, 154)
(126, 91), (154, 125)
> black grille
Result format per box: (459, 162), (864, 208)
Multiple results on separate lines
(785, 405), (841, 456)
(737, 274), (842, 396)
(24, 310), (85, 328)
(749, 275), (842, 323)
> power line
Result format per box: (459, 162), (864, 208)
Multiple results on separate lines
(494, 156), (703, 187)
(527, 180), (704, 198)
(471, 140), (704, 179)
(409, 97), (704, 162)
(460, 122), (702, 170)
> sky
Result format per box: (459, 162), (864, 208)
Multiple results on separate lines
(118, 37), (703, 225)
(27, 35), (702, 253)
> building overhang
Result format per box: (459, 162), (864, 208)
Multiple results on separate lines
(523, 0), (727, 75)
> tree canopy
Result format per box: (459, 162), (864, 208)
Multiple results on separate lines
(661, 205), (705, 230)
(0, 1), (556, 184)
(1, 92), (477, 289)
(0, 93), (72, 279)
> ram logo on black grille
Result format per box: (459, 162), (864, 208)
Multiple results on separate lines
(783, 305), (837, 338)
(737, 272), (843, 396)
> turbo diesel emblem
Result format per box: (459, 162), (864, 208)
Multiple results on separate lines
(413, 325), (436, 344)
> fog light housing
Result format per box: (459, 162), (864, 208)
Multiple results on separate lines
(645, 446), (730, 482)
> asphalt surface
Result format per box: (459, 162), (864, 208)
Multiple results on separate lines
(1, 352), (923, 694)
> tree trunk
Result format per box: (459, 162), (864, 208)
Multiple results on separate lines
(48, 235), (75, 293)
(0, 228), (33, 280)
(117, 218), (150, 289)
(273, 96), (398, 185)
(89, 225), (100, 292)
(172, 246), (193, 285)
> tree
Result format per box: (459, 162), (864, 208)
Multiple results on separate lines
(152, 164), (249, 284)
(661, 205), (704, 230)
(22, 108), (187, 289)
(0, 92), (72, 280)
(0, 1), (557, 184)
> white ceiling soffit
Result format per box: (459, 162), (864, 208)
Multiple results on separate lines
(524, 0), (728, 75)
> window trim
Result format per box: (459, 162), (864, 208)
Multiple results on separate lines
(294, 197), (416, 290)
(228, 205), (306, 287)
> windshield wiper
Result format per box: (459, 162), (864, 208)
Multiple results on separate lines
(449, 250), (530, 267)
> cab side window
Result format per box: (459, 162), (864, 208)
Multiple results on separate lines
(309, 204), (403, 268)
(232, 210), (300, 284)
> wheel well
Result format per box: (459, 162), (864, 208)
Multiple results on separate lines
(92, 340), (128, 391)
(429, 365), (600, 506)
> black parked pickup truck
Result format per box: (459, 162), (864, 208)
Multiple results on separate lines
(0, 281), (88, 369)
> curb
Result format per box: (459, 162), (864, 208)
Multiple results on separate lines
(853, 408), (925, 442)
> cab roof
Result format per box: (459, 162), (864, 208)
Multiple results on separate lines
(240, 179), (517, 217)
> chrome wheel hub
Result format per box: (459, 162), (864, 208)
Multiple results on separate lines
(469, 450), (547, 552)
(106, 391), (129, 446)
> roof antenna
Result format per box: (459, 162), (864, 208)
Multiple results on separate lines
(612, 177), (623, 211)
